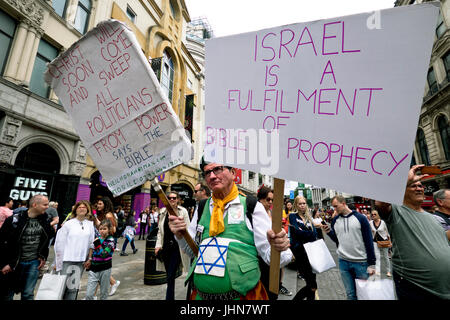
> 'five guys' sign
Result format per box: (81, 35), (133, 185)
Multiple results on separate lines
(45, 20), (192, 196)
(204, 3), (439, 205)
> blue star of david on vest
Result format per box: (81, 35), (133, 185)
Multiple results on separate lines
(197, 237), (228, 274)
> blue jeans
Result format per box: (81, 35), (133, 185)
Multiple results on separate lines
(15, 259), (41, 300)
(338, 259), (369, 300)
(122, 237), (136, 252)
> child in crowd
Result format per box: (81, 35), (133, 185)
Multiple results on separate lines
(85, 220), (116, 300)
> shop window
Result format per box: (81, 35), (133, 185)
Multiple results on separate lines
(30, 39), (59, 98)
(427, 68), (438, 95)
(74, 0), (91, 34)
(161, 50), (174, 103)
(52, 0), (68, 18)
(0, 10), (16, 75)
(438, 115), (450, 160)
(15, 143), (60, 174)
(443, 51), (450, 82)
(126, 5), (136, 23)
(417, 129), (430, 166)
(436, 11), (446, 39)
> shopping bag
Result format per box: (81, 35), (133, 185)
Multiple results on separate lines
(355, 278), (396, 300)
(303, 239), (336, 274)
(35, 271), (67, 300)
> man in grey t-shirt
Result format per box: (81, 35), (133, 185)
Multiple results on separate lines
(375, 165), (450, 300)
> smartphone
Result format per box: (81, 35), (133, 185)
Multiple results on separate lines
(420, 166), (442, 175)
(321, 220), (327, 225)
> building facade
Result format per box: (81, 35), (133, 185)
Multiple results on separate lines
(0, 0), (204, 218)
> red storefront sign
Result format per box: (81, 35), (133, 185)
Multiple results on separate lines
(233, 169), (242, 185)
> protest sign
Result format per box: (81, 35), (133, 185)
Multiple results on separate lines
(45, 20), (192, 196)
(204, 3), (439, 204)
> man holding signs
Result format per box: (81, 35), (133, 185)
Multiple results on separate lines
(168, 159), (292, 300)
(374, 165), (450, 300)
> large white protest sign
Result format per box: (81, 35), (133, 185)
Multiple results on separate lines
(204, 3), (439, 205)
(45, 20), (192, 196)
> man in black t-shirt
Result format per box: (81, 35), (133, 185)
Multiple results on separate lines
(0, 195), (54, 300)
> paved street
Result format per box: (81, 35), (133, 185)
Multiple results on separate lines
(24, 233), (346, 301)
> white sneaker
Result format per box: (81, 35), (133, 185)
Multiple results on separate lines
(109, 280), (120, 296)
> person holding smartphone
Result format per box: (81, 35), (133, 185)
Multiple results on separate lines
(289, 195), (318, 301)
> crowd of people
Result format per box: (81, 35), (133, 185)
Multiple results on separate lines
(1, 163), (449, 301)
(0, 194), (162, 300)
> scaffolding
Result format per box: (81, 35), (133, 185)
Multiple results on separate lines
(187, 16), (214, 40)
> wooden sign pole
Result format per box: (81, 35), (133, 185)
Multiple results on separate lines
(150, 177), (199, 256)
(269, 177), (285, 295)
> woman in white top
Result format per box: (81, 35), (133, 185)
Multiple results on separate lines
(54, 200), (95, 300)
(369, 210), (392, 277)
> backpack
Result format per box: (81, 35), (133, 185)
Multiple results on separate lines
(195, 195), (279, 299)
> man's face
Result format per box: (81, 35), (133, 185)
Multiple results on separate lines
(194, 184), (206, 201)
(436, 190), (450, 211)
(331, 199), (347, 215)
(203, 163), (235, 195)
(6, 200), (13, 209)
(404, 181), (425, 205)
(260, 192), (274, 212)
(34, 197), (49, 215)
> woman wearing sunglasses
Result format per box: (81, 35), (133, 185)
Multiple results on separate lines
(155, 191), (190, 300)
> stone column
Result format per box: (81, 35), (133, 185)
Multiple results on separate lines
(3, 21), (28, 82)
(24, 28), (43, 87)
(16, 23), (39, 85)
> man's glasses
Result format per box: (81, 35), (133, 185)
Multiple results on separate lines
(203, 166), (227, 178)
(168, 196), (177, 200)
(265, 197), (273, 202)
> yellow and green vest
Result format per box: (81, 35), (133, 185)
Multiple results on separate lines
(186, 195), (261, 298)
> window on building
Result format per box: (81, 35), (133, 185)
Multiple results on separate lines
(169, 0), (177, 18)
(427, 68), (438, 95)
(52, 0), (68, 18)
(436, 11), (446, 39)
(443, 51), (450, 82)
(185, 94), (194, 140)
(74, 0), (91, 34)
(126, 6), (136, 23)
(437, 115), (450, 160)
(410, 152), (416, 166)
(150, 57), (162, 81)
(15, 143), (60, 174)
(29, 39), (59, 98)
(161, 50), (174, 103)
(0, 10), (16, 75)
(417, 129), (431, 166)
